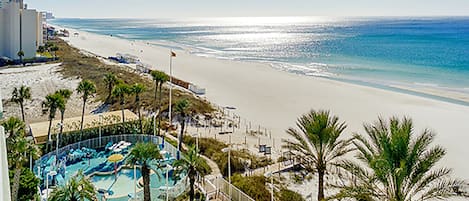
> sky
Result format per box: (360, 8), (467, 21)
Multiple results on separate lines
(25, 0), (469, 18)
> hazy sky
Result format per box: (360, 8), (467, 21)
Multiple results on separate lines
(25, 0), (469, 18)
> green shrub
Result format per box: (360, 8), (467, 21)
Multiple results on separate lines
(9, 168), (40, 201)
(231, 174), (270, 201)
(278, 188), (305, 201)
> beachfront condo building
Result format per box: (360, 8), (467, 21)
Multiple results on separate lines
(0, 0), (44, 59)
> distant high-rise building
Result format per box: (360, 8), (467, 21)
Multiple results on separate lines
(0, 0), (43, 59)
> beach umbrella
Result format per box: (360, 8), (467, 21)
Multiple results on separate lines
(108, 154), (124, 179)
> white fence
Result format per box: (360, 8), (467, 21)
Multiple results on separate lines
(204, 176), (255, 201)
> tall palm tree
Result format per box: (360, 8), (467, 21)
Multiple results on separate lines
(333, 117), (468, 201)
(173, 146), (208, 201)
(112, 83), (130, 124)
(150, 70), (169, 135)
(43, 93), (64, 153)
(131, 83), (146, 133)
(282, 110), (353, 201)
(49, 171), (97, 201)
(126, 142), (162, 201)
(103, 73), (119, 103)
(11, 85), (31, 122)
(56, 89), (72, 148)
(157, 72), (169, 135)
(175, 99), (190, 157)
(6, 130), (41, 201)
(77, 80), (96, 139)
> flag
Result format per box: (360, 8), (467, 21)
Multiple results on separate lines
(171, 51), (176, 57)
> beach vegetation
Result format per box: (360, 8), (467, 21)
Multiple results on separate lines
(112, 83), (131, 124)
(51, 38), (213, 120)
(131, 83), (146, 132)
(232, 174), (271, 201)
(173, 146), (209, 201)
(179, 134), (273, 176)
(175, 98), (190, 155)
(3, 117), (41, 201)
(55, 89), (73, 148)
(48, 171), (97, 201)
(77, 79), (97, 139)
(150, 70), (169, 135)
(332, 117), (469, 201)
(126, 142), (163, 201)
(278, 188), (305, 201)
(11, 85), (31, 122)
(42, 92), (65, 153)
(283, 110), (353, 201)
(50, 45), (59, 59)
(9, 168), (40, 201)
(103, 72), (119, 103)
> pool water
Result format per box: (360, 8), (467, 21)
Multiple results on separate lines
(91, 168), (142, 198)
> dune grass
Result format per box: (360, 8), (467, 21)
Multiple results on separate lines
(52, 38), (214, 115)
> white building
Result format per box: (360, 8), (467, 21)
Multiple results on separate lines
(0, 0), (44, 60)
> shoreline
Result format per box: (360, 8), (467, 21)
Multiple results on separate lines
(56, 26), (469, 180)
(51, 23), (469, 107)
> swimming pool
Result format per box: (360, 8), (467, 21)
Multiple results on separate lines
(35, 135), (187, 201)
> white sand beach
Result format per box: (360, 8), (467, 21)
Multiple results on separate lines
(0, 63), (100, 123)
(62, 29), (469, 180)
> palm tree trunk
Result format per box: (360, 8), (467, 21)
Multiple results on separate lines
(154, 81), (158, 111)
(80, 98), (86, 141)
(121, 99), (125, 124)
(107, 83), (112, 103)
(157, 83), (163, 136)
(47, 117), (53, 153)
(136, 95), (143, 134)
(189, 175), (195, 201)
(60, 110), (65, 148)
(11, 165), (22, 201)
(178, 115), (185, 153)
(20, 102), (25, 122)
(142, 165), (151, 201)
(318, 168), (325, 201)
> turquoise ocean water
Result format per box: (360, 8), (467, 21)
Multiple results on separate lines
(51, 17), (469, 103)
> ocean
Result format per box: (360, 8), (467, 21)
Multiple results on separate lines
(51, 17), (469, 101)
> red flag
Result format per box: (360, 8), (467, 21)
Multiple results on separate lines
(171, 51), (176, 57)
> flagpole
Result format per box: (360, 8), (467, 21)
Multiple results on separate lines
(169, 50), (173, 126)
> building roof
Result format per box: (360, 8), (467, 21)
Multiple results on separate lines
(29, 110), (138, 144)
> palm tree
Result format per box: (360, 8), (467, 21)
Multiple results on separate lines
(17, 50), (24, 66)
(77, 80), (96, 139)
(126, 142), (162, 201)
(333, 117), (468, 201)
(112, 83), (130, 124)
(11, 85), (31, 122)
(282, 110), (353, 201)
(6, 129), (41, 201)
(56, 89), (72, 148)
(43, 93), (64, 153)
(131, 83), (146, 133)
(175, 99), (190, 158)
(173, 146), (208, 201)
(1, 116), (24, 138)
(150, 70), (169, 135)
(49, 171), (97, 201)
(103, 73), (119, 103)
